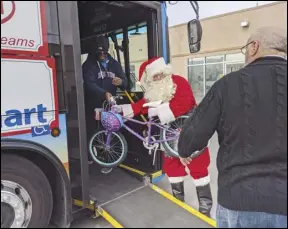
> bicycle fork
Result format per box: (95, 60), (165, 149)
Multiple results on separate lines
(147, 118), (160, 166)
(147, 119), (152, 145)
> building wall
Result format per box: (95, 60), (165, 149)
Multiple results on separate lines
(170, 1), (287, 58)
(169, 1), (287, 101)
(127, 1), (287, 83)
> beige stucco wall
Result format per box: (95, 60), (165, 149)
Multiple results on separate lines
(170, 1), (287, 57)
(169, 1), (287, 78)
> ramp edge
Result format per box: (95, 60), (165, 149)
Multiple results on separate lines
(119, 164), (146, 176)
(150, 184), (216, 227)
(97, 206), (124, 228)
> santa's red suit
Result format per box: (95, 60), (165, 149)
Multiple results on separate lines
(120, 57), (212, 216)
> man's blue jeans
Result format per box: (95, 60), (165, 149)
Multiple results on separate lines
(217, 204), (287, 228)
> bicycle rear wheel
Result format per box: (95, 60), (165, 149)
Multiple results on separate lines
(89, 130), (128, 167)
(160, 115), (189, 158)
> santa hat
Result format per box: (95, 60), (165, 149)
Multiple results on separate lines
(137, 57), (172, 86)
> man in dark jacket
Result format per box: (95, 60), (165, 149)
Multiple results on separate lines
(178, 26), (287, 228)
(82, 35), (127, 173)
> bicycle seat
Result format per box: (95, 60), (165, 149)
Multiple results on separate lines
(143, 100), (162, 108)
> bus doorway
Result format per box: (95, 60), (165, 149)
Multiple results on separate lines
(68, 4), (214, 226)
(69, 1), (165, 208)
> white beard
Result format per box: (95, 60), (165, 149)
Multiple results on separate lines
(144, 76), (176, 103)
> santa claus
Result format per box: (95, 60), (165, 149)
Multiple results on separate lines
(116, 57), (213, 217)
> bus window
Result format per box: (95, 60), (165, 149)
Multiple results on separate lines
(128, 24), (148, 92)
(81, 54), (88, 65)
(110, 24), (148, 92)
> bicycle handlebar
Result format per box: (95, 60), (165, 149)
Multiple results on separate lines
(108, 95), (123, 106)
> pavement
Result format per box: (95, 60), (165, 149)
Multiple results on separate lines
(70, 133), (219, 228)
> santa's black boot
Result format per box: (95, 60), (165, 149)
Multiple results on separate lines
(196, 184), (213, 217)
(171, 181), (185, 202)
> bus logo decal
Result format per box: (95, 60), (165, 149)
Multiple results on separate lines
(1, 1), (16, 24)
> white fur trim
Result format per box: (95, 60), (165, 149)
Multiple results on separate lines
(193, 175), (210, 187)
(162, 64), (173, 75)
(144, 57), (173, 82)
(157, 102), (175, 125)
(168, 177), (184, 183)
(121, 104), (134, 118)
(207, 139), (211, 148)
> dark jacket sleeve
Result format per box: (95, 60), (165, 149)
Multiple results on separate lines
(178, 81), (222, 158)
(114, 61), (128, 90)
(82, 64), (107, 101)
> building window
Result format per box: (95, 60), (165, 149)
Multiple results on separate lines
(188, 57), (205, 65)
(205, 63), (223, 92)
(205, 55), (224, 92)
(187, 57), (205, 103)
(188, 64), (204, 103)
(225, 62), (245, 74)
(206, 55), (224, 64)
(224, 53), (245, 75)
(187, 53), (245, 102)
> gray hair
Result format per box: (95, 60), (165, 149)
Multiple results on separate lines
(248, 26), (287, 55)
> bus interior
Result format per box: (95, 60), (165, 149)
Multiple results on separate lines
(69, 1), (166, 207)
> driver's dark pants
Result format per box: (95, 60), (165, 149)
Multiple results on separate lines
(162, 148), (213, 217)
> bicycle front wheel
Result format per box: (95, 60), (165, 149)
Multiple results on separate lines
(89, 130), (128, 167)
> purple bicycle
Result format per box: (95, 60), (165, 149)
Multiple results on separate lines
(89, 96), (190, 168)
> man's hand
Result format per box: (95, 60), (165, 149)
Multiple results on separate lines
(112, 77), (122, 86)
(105, 92), (112, 101)
(179, 156), (193, 166)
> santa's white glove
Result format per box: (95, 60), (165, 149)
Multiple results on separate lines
(148, 108), (158, 118)
(111, 105), (123, 113)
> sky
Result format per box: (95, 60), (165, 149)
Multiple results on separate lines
(117, 1), (277, 38)
(166, 1), (276, 26)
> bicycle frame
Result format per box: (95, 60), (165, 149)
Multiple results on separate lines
(103, 97), (179, 146)
(121, 116), (179, 145)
